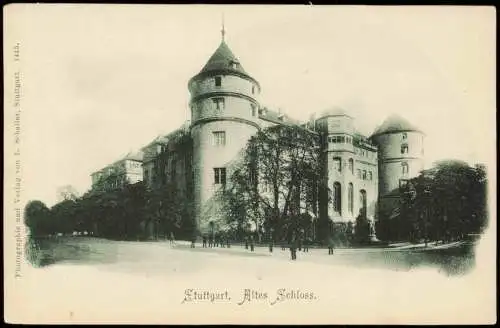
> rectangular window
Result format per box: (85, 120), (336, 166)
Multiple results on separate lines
(212, 97), (225, 111)
(212, 131), (226, 146)
(368, 171), (372, 180)
(214, 167), (226, 185)
(333, 158), (342, 172)
(362, 170), (367, 180)
(357, 169), (361, 178)
(251, 104), (257, 117)
(215, 76), (222, 87)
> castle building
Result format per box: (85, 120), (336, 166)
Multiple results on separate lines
(90, 151), (144, 192)
(90, 29), (424, 237)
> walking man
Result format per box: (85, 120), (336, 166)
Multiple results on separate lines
(290, 232), (298, 260)
(220, 232), (225, 248)
(303, 235), (309, 252)
(250, 234), (255, 252)
(169, 231), (176, 246)
(327, 236), (334, 255)
(202, 235), (207, 248)
(190, 233), (196, 248)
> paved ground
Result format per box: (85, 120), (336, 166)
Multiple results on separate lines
(13, 236), (489, 324)
(29, 237), (475, 276)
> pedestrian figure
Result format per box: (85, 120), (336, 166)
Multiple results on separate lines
(244, 236), (249, 250)
(290, 233), (298, 260)
(250, 234), (255, 252)
(202, 235), (207, 248)
(226, 235), (230, 248)
(169, 231), (176, 246)
(208, 234), (213, 248)
(327, 236), (334, 255)
(220, 232), (225, 248)
(303, 236), (309, 252)
(190, 234), (196, 248)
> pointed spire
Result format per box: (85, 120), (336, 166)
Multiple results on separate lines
(221, 13), (226, 42)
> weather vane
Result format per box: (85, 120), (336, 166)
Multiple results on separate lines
(221, 13), (226, 41)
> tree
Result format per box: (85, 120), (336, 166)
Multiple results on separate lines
(220, 124), (321, 242)
(24, 200), (51, 236)
(389, 160), (489, 244)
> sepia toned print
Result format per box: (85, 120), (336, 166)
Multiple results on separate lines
(4, 4), (496, 324)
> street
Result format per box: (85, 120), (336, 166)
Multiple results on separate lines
(12, 236), (489, 324)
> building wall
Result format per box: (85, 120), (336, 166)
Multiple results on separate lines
(190, 72), (260, 234)
(372, 131), (424, 197)
(190, 74), (260, 102)
(191, 120), (258, 233)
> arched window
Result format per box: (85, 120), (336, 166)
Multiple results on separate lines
(402, 162), (409, 175)
(333, 157), (342, 172)
(333, 182), (342, 214)
(348, 183), (354, 213)
(359, 189), (367, 215)
(401, 143), (409, 154)
(348, 158), (354, 174)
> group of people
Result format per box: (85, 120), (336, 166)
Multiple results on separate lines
(187, 228), (337, 261)
(202, 232), (231, 248)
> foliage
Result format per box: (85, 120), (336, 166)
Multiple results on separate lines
(219, 124), (321, 242)
(24, 200), (51, 236)
(376, 160), (488, 243)
(25, 181), (196, 241)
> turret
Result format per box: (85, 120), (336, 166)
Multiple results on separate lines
(370, 114), (425, 197)
(188, 30), (261, 234)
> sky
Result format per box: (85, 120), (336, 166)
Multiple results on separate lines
(5, 5), (496, 207)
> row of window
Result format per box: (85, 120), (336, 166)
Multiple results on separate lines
(355, 148), (374, 158)
(328, 135), (353, 144)
(332, 182), (367, 215)
(332, 157), (374, 180)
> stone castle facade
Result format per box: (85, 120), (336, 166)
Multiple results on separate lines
(90, 33), (425, 235)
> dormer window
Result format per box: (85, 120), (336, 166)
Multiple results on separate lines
(252, 85), (256, 94)
(402, 132), (408, 140)
(229, 60), (239, 69)
(215, 76), (222, 87)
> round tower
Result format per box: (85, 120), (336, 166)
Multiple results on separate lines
(370, 114), (424, 197)
(188, 33), (261, 234)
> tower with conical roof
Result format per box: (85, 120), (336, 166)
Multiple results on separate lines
(370, 114), (425, 222)
(188, 26), (261, 234)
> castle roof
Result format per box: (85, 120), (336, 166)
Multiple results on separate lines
(123, 150), (143, 162)
(189, 40), (260, 89)
(259, 107), (301, 126)
(317, 106), (353, 119)
(200, 41), (248, 76)
(371, 114), (422, 137)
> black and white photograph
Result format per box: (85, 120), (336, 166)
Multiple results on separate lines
(4, 4), (496, 324)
